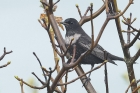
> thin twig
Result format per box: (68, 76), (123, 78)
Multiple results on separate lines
(64, 71), (68, 93)
(68, 45), (76, 64)
(47, 69), (52, 92)
(51, 59), (59, 72)
(132, 32), (140, 40)
(32, 72), (45, 85)
(89, 3), (94, 51)
(125, 32), (140, 48)
(132, 86), (140, 93)
(15, 76), (47, 89)
(53, 0), (60, 6)
(0, 61), (11, 68)
(104, 50), (109, 93)
(20, 80), (24, 93)
(76, 4), (82, 18)
(0, 47), (12, 61)
(132, 49), (140, 63)
(104, 63), (109, 93)
(33, 52), (47, 83)
(125, 79), (135, 93)
(94, 18), (109, 47)
(84, 7), (90, 17)
(79, 4), (105, 25)
(57, 61), (107, 86)
(62, 39), (74, 57)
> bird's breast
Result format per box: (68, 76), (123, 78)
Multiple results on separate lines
(65, 33), (81, 45)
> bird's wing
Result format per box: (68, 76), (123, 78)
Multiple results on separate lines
(77, 35), (105, 60)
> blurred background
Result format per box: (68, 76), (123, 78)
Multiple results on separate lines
(0, 0), (140, 93)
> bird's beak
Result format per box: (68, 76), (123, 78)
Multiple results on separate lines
(60, 22), (69, 25)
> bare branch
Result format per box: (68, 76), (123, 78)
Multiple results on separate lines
(0, 47), (12, 61)
(132, 86), (140, 93)
(19, 81), (24, 93)
(0, 61), (11, 68)
(32, 72), (45, 85)
(57, 61), (107, 86)
(64, 71), (68, 93)
(79, 4), (105, 25)
(33, 52), (47, 83)
(15, 76), (47, 89)
(94, 18), (109, 47)
(76, 4), (82, 18)
(125, 79), (136, 93)
(132, 49), (140, 63)
(53, 0), (60, 6)
(132, 33), (140, 40)
(125, 32), (140, 48)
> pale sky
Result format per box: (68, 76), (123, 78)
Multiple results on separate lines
(0, 0), (140, 93)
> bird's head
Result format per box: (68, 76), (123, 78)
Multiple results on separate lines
(60, 18), (80, 31)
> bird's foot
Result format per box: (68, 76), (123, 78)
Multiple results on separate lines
(82, 77), (91, 87)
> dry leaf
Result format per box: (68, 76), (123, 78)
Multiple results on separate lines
(55, 17), (64, 31)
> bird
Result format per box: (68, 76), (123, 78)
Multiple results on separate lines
(61, 18), (124, 81)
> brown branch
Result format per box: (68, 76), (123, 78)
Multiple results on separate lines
(132, 49), (140, 63)
(104, 63), (109, 93)
(132, 33), (140, 40)
(0, 47), (12, 61)
(57, 61), (107, 86)
(125, 32), (140, 48)
(132, 86), (140, 93)
(33, 52), (47, 83)
(0, 61), (11, 68)
(111, 0), (128, 58)
(62, 38), (74, 57)
(122, 22), (140, 33)
(125, 79), (135, 93)
(47, 69), (52, 92)
(105, 0), (109, 14)
(89, 3), (94, 51)
(79, 4), (105, 25)
(53, 0), (60, 6)
(122, 30), (135, 33)
(20, 81), (24, 93)
(15, 76), (47, 89)
(64, 71), (68, 93)
(32, 72), (45, 85)
(104, 50), (109, 93)
(94, 18), (109, 47)
(38, 19), (62, 57)
(76, 4), (82, 18)
(51, 59), (59, 72)
(69, 45), (76, 64)
(42, 67), (62, 93)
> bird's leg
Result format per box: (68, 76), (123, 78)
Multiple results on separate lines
(88, 65), (94, 79)
(82, 65), (94, 87)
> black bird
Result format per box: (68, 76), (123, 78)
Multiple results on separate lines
(61, 18), (124, 77)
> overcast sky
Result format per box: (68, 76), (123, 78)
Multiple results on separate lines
(0, 0), (140, 93)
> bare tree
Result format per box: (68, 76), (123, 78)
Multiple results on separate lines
(15, 0), (140, 93)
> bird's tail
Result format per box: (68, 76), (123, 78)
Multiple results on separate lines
(109, 53), (124, 61)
